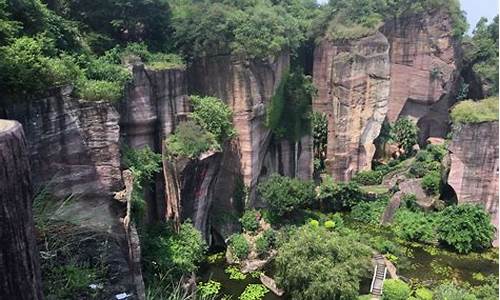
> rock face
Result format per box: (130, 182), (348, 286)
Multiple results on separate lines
(120, 64), (189, 222)
(312, 32), (391, 181)
(188, 54), (313, 205)
(0, 120), (43, 300)
(382, 10), (461, 143)
(447, 121), (499, 245)
(1, 86), (122, 229)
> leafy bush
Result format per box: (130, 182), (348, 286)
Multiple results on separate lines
(317, 176), (364, 211)
(262, 229), (277, 248)
(275, 225), (371, 300)
(382, 279), (411, 300)
(391, 117), (419, 157)
(240, 210), (259, 233)
(229, 234), (250, 259)
(142, 221), (206, 281)
(351, 200), (387, 225)
(257, 174), (315, 217)
(166, 120), (219, 158)
(239, 284), (269, 300)
(393, 210), (435, 243)
(312, 112), (328, 173)
(352, 170), (383, 185)
(190, 95), (235, 143)
(421, 170), (441, 195)
(451, 97), (499, 124)
(409, 160), (441, 178)
(75, 79), (123, 102)
(401, 193), (420, 211)
(437, 204), (495, 253)
(433, 282), (476, 300)
(415, 288), (433, 300)
(255, 235), (269, 255)
(324, 220), (335, 230)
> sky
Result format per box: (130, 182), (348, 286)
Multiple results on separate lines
(316, 0), (499, 34)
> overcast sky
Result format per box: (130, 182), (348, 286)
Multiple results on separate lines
(316, 0), (499, 34)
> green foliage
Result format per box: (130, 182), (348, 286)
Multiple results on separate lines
(451, 97), (499, 124)
(257, 174), (315, 217)
(198, 280), (222, 298)
(309, 219), (320, 227)
(312, 111), (327, 173)
(142, 221), (207, 281)
(170, 0), (312, 59)
(352, 170), (383, 185)
(316, 176), (364, 211)
(351, 200), (387, 225)
(410, 160), (441, 178)
(382, 279), (411, 300)
(391, 117), (419, 156)
(401, 193), (420, 211)
(45, 264), (103, 299)
(225, 265), (247, 280)
(437, 204), (495, 253)
(229, 234), (250, 259)
(255, 235), (270, 255)
(415, 288), (433, 300)
(433, 282), (477, 300)
(190, 95), (235, 143)
(393, 210), (436, 243)
(75, 79), (123, 102)
(262, 228), (277, 249)
(166, 120), (219, 158)
(463, 16), (499, 95)
(266, 71), (315, 141)
(275, 225), (371, 300)
(240, 210), (259, 233)
(421, 170), (441, 195)
(239, 284), (269, 300)
(324, 220), (335, 230)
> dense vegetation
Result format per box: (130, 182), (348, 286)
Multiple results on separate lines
(450, 97), (499, 124)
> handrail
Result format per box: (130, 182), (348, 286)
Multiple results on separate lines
(370, 264), (378, 293)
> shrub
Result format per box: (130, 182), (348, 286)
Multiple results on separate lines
(166, 120), (219, 158)
(275, 225), (371, 300)
(255, 235), (269, 255)
(415, 288), (433, 300)
(391, 117), (419, 156)
(75, 79), (123, 102)
(437, 204), (495, 253)
(257, 174), (315, 217)
(146, 52), (185, 70)
(401, 193), (420, 211)
(317, 176), (364, 211)
(142, 221), (206, 281)
(309, 219), (320, 227)
(394, 210), (435, 243)
(324, 220), (335, 230)
(240, 210), (259, 232)
(352, 170), (383, 185)
(433, 282), (477, 300)
(190, 95), (235, 143)
(409, 160), (441, 178)
(351, 200), (387, 225)
(262, 228), (277, 248)
(451, 97), (499, 124)
(229, 234), (249, 259)
(426, 144), (447, 161)
(239, 284), (269, 300)
(382, 279), (411, 300)
(421, 171), (441, 195)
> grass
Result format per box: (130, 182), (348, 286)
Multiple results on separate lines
(360, 185), (389, 194)
(450, 97), (499, 124)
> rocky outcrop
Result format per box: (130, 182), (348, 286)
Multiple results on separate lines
(188, 53), (312, 205)
(382, 10), (462, 143)
(447, 121), (499, 245)
(0, 120), (43, 300)
(312, 32), (390, 181)
(1, 86), (122, 229)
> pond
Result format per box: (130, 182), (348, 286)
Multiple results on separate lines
(198, 259), (283, 300)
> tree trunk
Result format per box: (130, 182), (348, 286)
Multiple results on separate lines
(0, 120), (43, 300)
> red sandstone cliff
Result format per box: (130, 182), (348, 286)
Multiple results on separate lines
(382, 10), (462, 143)
(312, 32), (391, 181)
(447, 121), (499, 245)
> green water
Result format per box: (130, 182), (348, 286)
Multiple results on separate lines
(199, 261), (283, 300)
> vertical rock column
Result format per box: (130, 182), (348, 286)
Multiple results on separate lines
(0, 120), (43, 300)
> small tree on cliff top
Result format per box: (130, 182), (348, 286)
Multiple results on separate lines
(391, 117), (419, 157)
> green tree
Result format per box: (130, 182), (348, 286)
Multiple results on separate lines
(229, 234), (249, 259)
(240, 209), (259, 232)
(316, 176), (364, 211)
(391, 117), (419, 157)
(275, 225), (371, 300)
(257, 174), (315, 217)
(190, 95), (235, 143)
(166, 120), (219, 158)
(437, 204), (494, 253)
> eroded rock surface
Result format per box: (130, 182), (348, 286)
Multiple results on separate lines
(447, 121), (499, 245)
(312, 32), (390, 181)
(382, 10), (462, 143)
